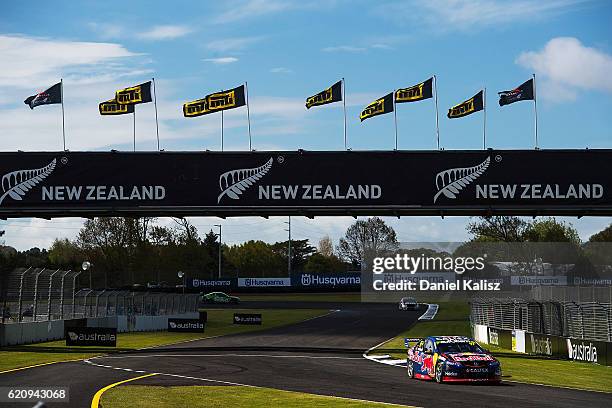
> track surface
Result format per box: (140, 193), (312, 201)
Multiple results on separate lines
(0, 301), (609, 407)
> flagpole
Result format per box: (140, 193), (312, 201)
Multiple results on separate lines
(60, 78), (66, 151)
(342, 78), (347, 150)
(221, 109), (224, 152)
(133, 108), (136, 152)
(483, 88), (487, 150)
(245, 81), (252, 151)
(152, 77), (160, 151)
(393, 91), (398, 150)
(433, 75), (440, 150)
(533, 73), (538, 150)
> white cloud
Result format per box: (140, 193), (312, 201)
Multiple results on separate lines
(214, 0), (294, 23)
(206, 36), (264, 52)
(322, 45), (367, 53)
(377, 0), (588, 30)
(136, 25), (193, 40)
(516, 37), (612, 101)
(202, 57), (239, 64)
(87, 22), (124, 40)
(0, 35), (137, 88)
(270, 67), (292, 74)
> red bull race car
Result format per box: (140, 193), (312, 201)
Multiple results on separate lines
(406, 336), (501, 383)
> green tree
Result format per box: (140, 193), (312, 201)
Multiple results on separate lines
(523, 218), (580, 243)
(467, 216), (528, 242)
(337, 217), (397, 267)
(304, 253), (348, 273)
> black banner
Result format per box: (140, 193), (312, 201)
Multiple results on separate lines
(0, 150), (610, 218)
(183, 85), (246, 117)
(115, 81), (152, 105)
(65, 327), (117, 347)
(233, 313), (262, 325)
(360, 92), (394, 121)
(306, 81), (342, 109)
(167, 318), (205, 333)
(448, 90), (484, 118)
(99, 99), (135, 115)
(395, 78), (433, 103)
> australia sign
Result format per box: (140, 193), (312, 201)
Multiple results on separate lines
(0, 149), (610, 217)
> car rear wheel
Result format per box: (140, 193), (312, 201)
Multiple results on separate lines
(407, 361), (414, 378)
(435, 362), (444, 383)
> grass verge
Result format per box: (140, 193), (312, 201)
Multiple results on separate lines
(368, 302), (612, 393)
(0, 309), (327, 373)
(102, 385), (413, 407)
(236, 292), (361, 302)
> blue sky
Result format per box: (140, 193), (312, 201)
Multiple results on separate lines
(0, 0), (611, 250)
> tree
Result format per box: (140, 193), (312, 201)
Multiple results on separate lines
(467, 216), (528, 242)
(337, 217), (397, 267)
(523, 218), (580, 243)
(588, 224), (612, 242)
(304, 253), (348, 273)
(225, 240), (284, 277)
(271, 239), (316, 273)
(318, 236), (334, 257)
(48, 238), (81, 268)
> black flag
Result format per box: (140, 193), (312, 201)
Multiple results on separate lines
(360, 93), (394, 122)
(183, 85), (246, 118)
(498, 79), (534, 106)
(99, 99), (135, 115)
(116, 81), (152, 105)
(395, 77), (433, 103)
(24, 82), (62, 109)
(447, 90), (484, 119)
(306, 81), (342, 109)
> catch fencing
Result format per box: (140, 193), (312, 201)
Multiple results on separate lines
(531, 285), (612, 303)
(470, 297), (612, 342)
(1, 267), (199, 323)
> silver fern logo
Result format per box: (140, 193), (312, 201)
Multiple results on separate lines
(433, 156), (490, 203)
(0, 159), (57, 205)
(218, 158), (273, 203)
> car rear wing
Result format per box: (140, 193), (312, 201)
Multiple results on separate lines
(404, 337), (423, 348)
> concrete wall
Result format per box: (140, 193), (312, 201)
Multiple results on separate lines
(0, 312), (199, 346)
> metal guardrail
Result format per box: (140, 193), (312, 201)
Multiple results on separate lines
(1, 267), (198, 323)
(470, 297), (612, 342)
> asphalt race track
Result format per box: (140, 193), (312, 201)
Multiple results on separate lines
(0, 301), (610, 407)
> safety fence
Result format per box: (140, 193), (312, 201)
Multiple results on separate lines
(1, 267), (199, 323)
(530, 285), (612, 303)
(470, 297), (612, 342)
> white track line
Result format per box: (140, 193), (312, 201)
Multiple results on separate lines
(83, 358), (420, 407)
(93, 354), (363, 360)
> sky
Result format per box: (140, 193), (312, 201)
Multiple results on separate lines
(0, 0), (611, 250)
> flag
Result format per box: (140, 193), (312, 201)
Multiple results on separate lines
(116, 81), (152, 105)
(360, 93), (394, 122)
(306, 81), (342, 109)
(99, 99), (135, 115)
(447, 90), (484, 119)
(498, 78), (534, 106)
(24, 82), (62, 109)
(183, 85), (246, 117)
(395, 77), (433, 103)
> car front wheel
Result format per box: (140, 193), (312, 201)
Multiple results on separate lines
(407, 361), (414, 379)
(435, 362), (444, 383)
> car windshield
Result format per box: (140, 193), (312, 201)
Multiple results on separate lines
(437, 342), (485, 354)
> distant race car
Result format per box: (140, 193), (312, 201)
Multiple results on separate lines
(406, 336), (501, 383)
(398, 297), (418, 310)
(200, 291), (240, 305)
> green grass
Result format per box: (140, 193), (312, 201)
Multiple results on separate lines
(368, 302), (612, 393)
(237, 292), (361, 302)
(0, 309), (327, 373)
(102, 385), (413, 407)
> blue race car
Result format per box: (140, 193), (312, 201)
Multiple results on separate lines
(406, 336), (501, 383)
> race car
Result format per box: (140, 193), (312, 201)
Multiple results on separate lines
(199, 292), (240, 305)
(406, 336), (501, 383)
(398, 297), (418, 310)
